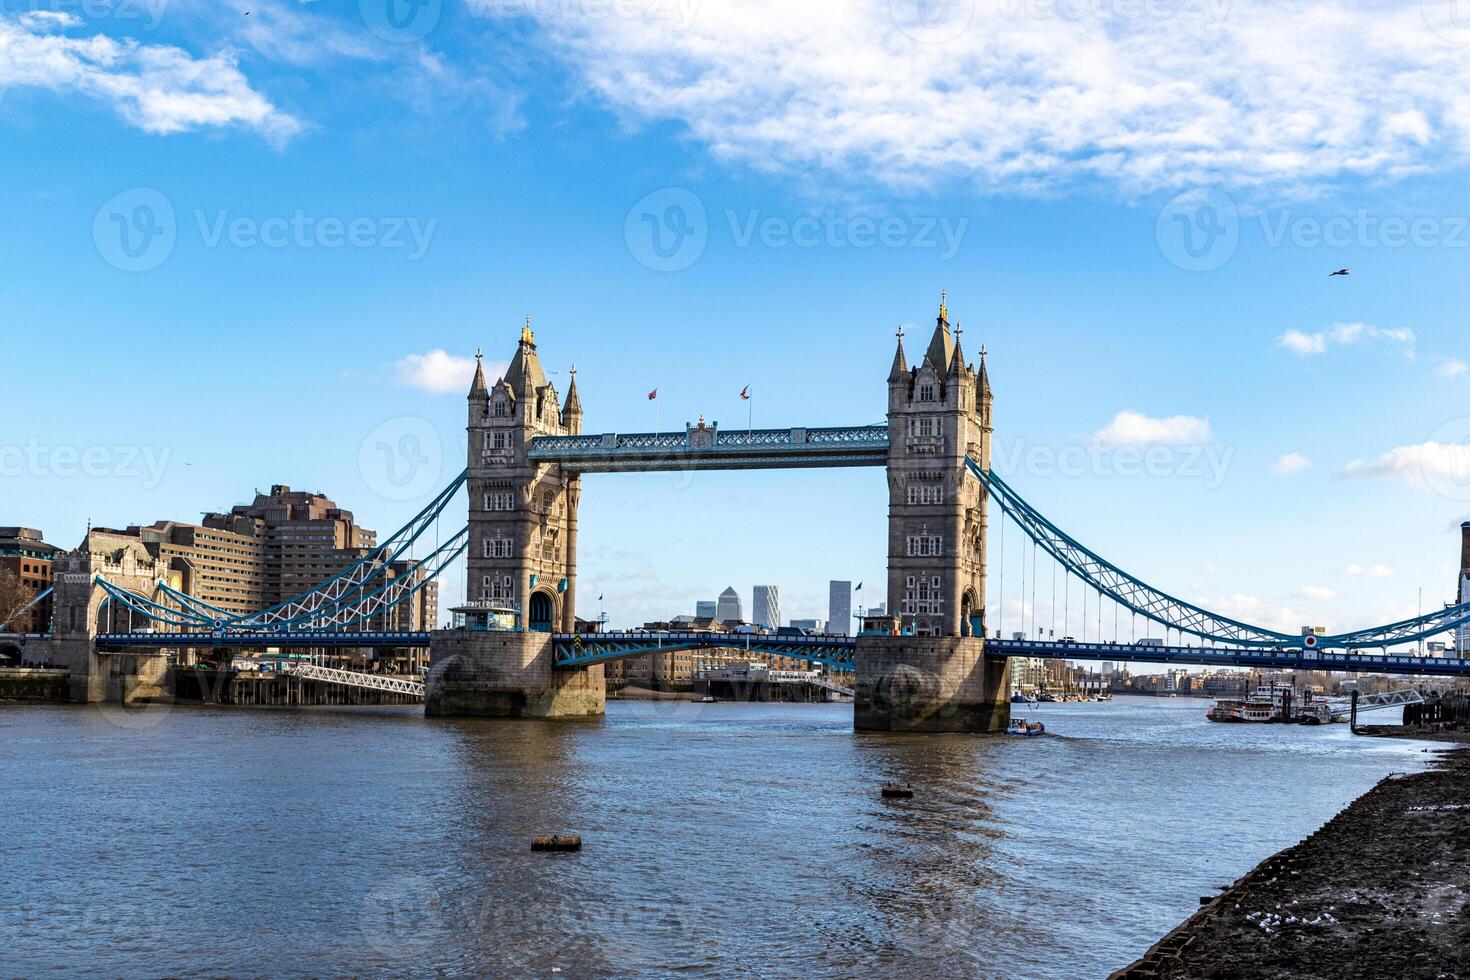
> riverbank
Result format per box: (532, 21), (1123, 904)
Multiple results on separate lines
(1112, 746), (1470, 978)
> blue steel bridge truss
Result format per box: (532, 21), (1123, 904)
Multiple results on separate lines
(553, 631), (858, 670)
(61, 432), (1470, 675)
(528, 424), (890, 473)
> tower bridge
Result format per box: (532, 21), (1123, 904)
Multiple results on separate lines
(41, 298), (1470, 725)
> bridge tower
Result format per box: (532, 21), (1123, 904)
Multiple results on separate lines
(425, 322), (604, 718)
(48, 533), (171, 703)
(854, 295), (1009, 732)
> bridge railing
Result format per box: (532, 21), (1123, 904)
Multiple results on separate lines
(529, 425), (889, 459)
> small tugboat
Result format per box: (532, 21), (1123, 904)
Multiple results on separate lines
(1007, 718), (1046, 737)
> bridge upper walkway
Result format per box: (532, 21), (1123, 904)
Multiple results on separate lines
(528, 424), (889, 473)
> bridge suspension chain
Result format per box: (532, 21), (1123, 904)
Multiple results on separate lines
(970, 459), (1296, 647)
(973, 459), (1470, 651)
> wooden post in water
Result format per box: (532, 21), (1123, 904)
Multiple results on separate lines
(1350, 690), (1359, 734)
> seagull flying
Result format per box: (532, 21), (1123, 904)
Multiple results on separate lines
(1329, 268), (1350, 276)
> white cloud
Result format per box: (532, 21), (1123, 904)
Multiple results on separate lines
(1346, 563), (1393, 578)
(0, 12), (299, 142)
(1340, 441), (1470, 490)
(1437, 358), (1468, 379)
(1277, 322), (1415, 357)
(1295, 586), (1336, 601)
(1202, 593), (1301, 634)
(1093, 410), (1211, 447)
(474, 0), (1470, 195)
(1278, 330), (1326, 356)
(1272, 452), (1312, 475)
(395, 350), (486, 395)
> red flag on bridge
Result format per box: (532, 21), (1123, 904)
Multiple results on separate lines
(740, 385), (750, 400)
(648, 388), (658, 400)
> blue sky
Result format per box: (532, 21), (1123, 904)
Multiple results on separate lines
(4, 0), (1470, 636)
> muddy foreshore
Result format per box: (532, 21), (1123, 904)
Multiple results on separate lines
(1112, 745), (1470, 979)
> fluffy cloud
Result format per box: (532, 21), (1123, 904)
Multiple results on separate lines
(1438, 358), (1468, 379)
(1295, 586), (1337, 601)
(475, 0), (1470, 194)
(0, 12), (299, 141)
(395, 350), (492, 394)
(1272, 452), (1312, 475)
(1346, 563), (1393, 578)
(1093, 410), (1211, 446)
(1277, 322), (1415, 357)
(1340, 441), (1470, 490)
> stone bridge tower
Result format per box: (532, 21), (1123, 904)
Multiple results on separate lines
(854, 295), (1008, 733)
(49, 532), (172, 703)
(426, 322), (603, 719)
(466, 320), (582, 633)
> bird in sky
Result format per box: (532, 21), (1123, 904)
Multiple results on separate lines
(1329, 268), (1350, 276)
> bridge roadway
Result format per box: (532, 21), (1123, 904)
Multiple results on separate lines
(44, 630), (1470, 677)
(94, 630), (431, 650)
(553, 631), (1470, 677)
(528, 424), (889, 473)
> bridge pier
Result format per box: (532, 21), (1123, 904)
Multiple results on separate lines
(425, 630), (605, 719)
(854, 636), (1010, 733)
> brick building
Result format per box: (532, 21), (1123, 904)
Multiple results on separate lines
(0, 527), (59, 632)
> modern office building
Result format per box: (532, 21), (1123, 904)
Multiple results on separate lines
(790, 618), (825, 633)
(696, 600), (718, 619)
(828, 580), (852, 636)
(752, 585), (780, 630)
(716, 586), (743, 624)
(0, 527), (59, 632)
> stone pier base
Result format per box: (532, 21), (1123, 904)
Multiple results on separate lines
(425, 630), (605, 719)
(854, 635), (1009, 733)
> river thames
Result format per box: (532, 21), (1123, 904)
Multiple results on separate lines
(1, 696), (1441, 978)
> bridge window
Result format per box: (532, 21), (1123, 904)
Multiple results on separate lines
(918, 383), (935, 401)
(907, 485), (944, 505)
(902, 577), (944, 616)
(483, 575), (514, 601)
(492, 432), (509, 450)
(906, 534), (943, 556)
(483, 492), (515, 511)
(483, 536), (512, 559)
(493, 400), (508, 417)
(908, 417), (938, 437)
